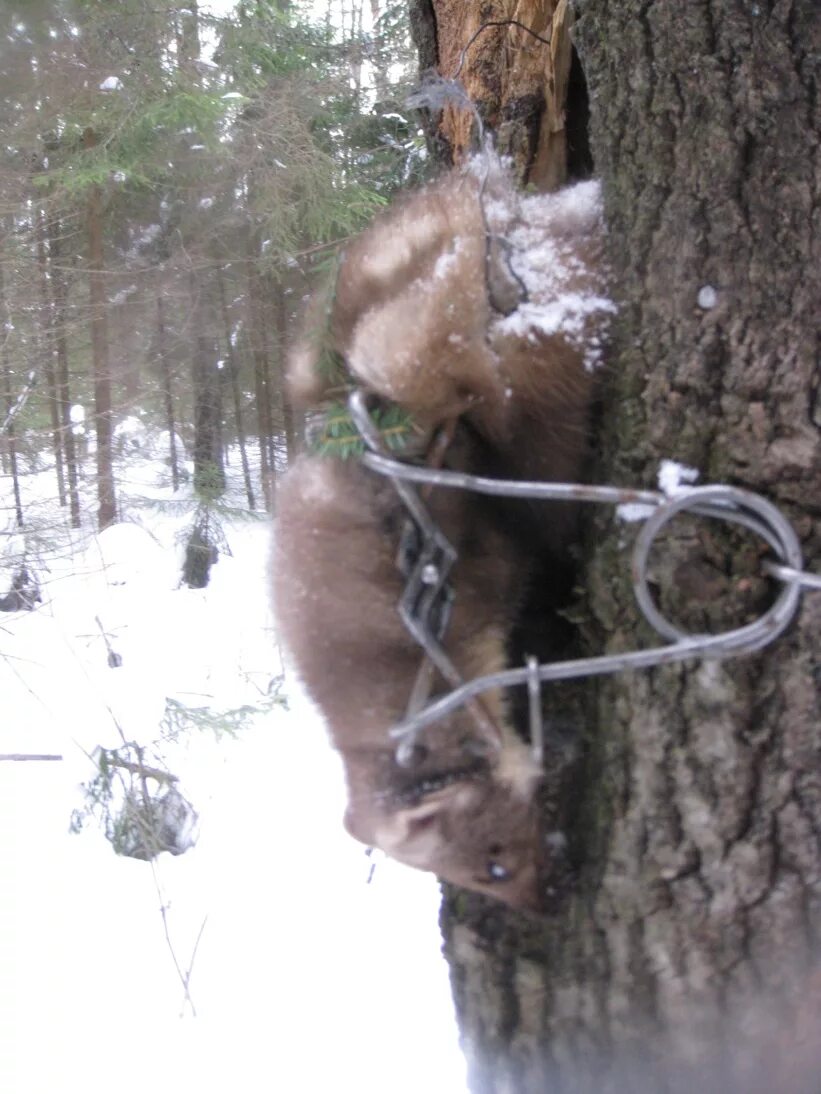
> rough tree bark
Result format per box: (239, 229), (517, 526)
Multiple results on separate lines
(35, 211), (66, 509)
(182, 274), (226, 590)
(272, 277), (297, 465)
(47, 210), (81, 528)
(0, 257), (24, 528)
(188, 274), (226, 500)
(217, 266), (256, 510)
(83, 127), (117, 530)
(411, 0), (588, 186)
(155, 292), (180, 493)
(414, 2), (821, 1091)
(247, 254), (274, 510)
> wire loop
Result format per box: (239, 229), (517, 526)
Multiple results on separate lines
(631, 484), (803, 651)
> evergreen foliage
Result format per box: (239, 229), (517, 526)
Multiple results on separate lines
(310, 400), (420, 460)
(69, 742), (199, 861)
(1, 0), (421, 523)
(70, 683), (286, 857)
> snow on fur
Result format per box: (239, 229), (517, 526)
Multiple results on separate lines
(488, 176), (617, 371)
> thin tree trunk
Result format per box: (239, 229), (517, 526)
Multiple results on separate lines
(30, 159), (65, 507)
(35, 211), (66, 508)
(155, 292), (180, 492)
(118, 302), (140, 406)
(175, 0), (200, 74)
(47, 213), (81, 528)
(183, 273), (225, 589)
(189, 273), (224, 499)
(259, 274), (278, 479)
(0, 261), (23, 528)
(350, 0), (364, 100)
(83, 127), (116, 530)
(246, 257), (273, 509)
(217, 267), (255, 509)
(273, 280), (297, 465)
(1, 375), (25, 528)
(368, 0), (391, 103)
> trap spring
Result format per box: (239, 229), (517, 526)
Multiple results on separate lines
(347, 391), (818, 766)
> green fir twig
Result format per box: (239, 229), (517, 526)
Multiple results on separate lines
(310, 400), (420, 460)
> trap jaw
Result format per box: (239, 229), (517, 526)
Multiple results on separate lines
(347, 389), (532, 768)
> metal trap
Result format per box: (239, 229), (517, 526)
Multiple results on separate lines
(347, 390), (819, 770)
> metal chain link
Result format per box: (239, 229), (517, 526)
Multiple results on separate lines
(348, 392), (819, 763)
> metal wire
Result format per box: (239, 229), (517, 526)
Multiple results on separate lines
(631, 485), (803, 649)
(348, 393), (818, 760)
(763, 563), (821, 592)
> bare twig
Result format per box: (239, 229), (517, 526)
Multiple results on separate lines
(150, 860), (204, 1018)
(105, 755), (179, 784)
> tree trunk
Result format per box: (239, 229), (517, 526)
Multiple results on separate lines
(47, 212), (81, 528)
(217, 266), (255, 509)
(0, 260), (24, 528)
(155, 292), (180, 493)
(273, 277), (297, 466)
(35, 211), (66, 508)
(0, 364), (19, 506)
(114, 300), (140, 406)
(421, 4), (821, 1091)
(83, 127), (117, 530)
(246, 256), (274, 510)
(182, 274), (225, 590)
(175, 0), (200, 76)
(262, 274), (279, 480)
(188, 274), (225, 501)
(368, 0), (391, 103)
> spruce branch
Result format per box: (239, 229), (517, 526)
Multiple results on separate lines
(310, 400), (420, 460)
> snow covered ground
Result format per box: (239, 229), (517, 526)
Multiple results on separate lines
(0, 439), (467, 1093)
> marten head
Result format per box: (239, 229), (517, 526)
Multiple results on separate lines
(345, 747), (545, 911)
(287, 155), (610, 463)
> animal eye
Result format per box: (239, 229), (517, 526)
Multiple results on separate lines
(487, 861), (510, 882)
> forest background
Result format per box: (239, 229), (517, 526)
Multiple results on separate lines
(1, 0), (424, 568)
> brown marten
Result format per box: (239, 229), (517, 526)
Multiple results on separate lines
(274, 155), (612, 908)
(272, 447), (545, 909)
(289, 155), (612, 550)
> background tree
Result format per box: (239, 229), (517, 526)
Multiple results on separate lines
(409, 1), (821, 1090)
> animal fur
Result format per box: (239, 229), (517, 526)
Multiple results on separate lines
(272, 447), (548, 909)
(289, 157), (613, 546)
(275, 156), (611, 909)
